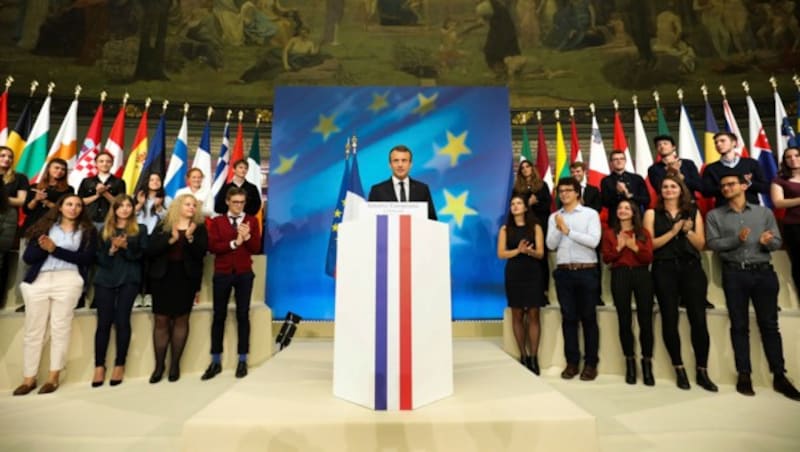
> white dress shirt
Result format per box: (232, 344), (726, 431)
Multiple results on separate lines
(546, 204), (601, 265)
(391, 176), (410, 202)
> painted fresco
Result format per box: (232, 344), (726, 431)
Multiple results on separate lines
(1, 0), (798, 107)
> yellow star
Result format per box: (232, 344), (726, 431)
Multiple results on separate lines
(368, 92), (389, 113)
(438, 189), (478, 229)
(332, 223), (339, 232)
(412, 92), (438, 116)
(313, 113), (341, 141)
(437, 130), (471, 166)
(273, 154), (298, 175)
(334, 209), (342, 218)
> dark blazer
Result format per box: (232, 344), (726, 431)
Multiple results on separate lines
(368, 177), (437, 220)
(600, 171), (651, 223)
(77, 174), (127, 223)
(647, 159), (703, 195)
(23, 226), (97, 283)
(214, 180), (262, 216)
(581, 184), (602, 212)
(702, 157), (768, 207)
(145, 223), (208, 282)
(207, 214), (261, 274)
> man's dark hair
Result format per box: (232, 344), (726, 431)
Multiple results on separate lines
(556, 177), (582, 199)
(226, 186), (247, 200)
(233, 159), (249, 169)
(719, 170), (747, 184)
(609, 149), (626, 160)
(713, 131), (738, 142)
(569, 161), (586, 171)
(389, 145), (413, 162)
(653, 134), (675, 146)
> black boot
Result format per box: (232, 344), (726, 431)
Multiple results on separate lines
(529, 356), (540, 375)
(675, 367), (690, 390)
(696, 368), (718, 392)
(625, 357), (636, 385)
(642, 358), (655, 386)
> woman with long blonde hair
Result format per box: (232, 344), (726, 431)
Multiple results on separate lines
(91, 195), (148, 387)
(145, 194), (207, 383)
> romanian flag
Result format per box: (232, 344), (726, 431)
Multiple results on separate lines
(123, 104), (149, 194)
(554, 116), (570, 182)
(35, 98), (78, 183)
(16, 94), (51, 180)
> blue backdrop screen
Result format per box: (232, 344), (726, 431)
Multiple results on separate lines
(267, 86), (513, 320)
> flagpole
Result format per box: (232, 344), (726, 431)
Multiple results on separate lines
(652, 90), (660, 109)
(29, 80), (38, 98)
(162, 99), (169, 114)
(74, 84), (82, 101)
(226, 109), (232, 122)
(700, 84), (708, 102)
(4, 76), (13, 93)
(207, 105), (214, 122)
(184, 102), (190, 117)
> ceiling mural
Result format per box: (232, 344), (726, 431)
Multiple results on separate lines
(1, 0), (798, 108)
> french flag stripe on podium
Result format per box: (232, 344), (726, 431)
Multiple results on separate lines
(374, 215), (414, 411)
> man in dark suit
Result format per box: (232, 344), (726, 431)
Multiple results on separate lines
(647, 134), (703, 196)
(601, 149), (650, 224)
(368, 145), (437, 220)
(569, 161), (601, 212)
(214, 159), (262, 216)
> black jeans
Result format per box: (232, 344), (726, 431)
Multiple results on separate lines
(211, 272), (255, 355)
(553, 268), (600, 366)
(652, 258), (710, 367)
(94, 283), (139, 366)
(722, 268), (785, 374)
(610, 266), (654, 358)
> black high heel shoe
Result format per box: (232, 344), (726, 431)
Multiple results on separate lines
(109, 366), (124, 386)
(641, 358), (655, 386)
(528, 356), (540, 376)
(696, 368), (718, 392)
(91, 366), (106, 388)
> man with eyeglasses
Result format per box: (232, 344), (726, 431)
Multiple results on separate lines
(647, 135), (703, 196)
(706, 172), (800, 401)
(601, 149), (650, 224)
(702, 132), (768, 208)
(546, 177), (602, 381)
(202, 187), (262, 380)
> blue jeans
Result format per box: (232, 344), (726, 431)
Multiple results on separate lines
(553, 268), (600, 366)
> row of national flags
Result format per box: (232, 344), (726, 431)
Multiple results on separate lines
(0, 81), (263, 213)
(519, 80), (800, 209)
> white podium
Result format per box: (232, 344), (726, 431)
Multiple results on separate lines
(333, 202), (453, 411)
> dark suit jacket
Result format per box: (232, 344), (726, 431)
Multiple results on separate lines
(145, 223), (208, 282)
(581, 184), (602, 212)
(214, 180), (262, 216)
(600, 171), (651, 223)
(368, 177), (437, 220)
(647, 160), (703, 195)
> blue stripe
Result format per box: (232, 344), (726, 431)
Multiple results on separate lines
(374, 215), (388, 410)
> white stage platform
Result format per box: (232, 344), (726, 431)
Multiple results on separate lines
(181, 340), (598, 452)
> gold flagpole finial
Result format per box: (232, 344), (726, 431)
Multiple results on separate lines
(183, 102), (189, 115)
(569, 106), (575, 118)
(122, 92), (130, 106)
(144, 97), (152, 109)
(256, 113), (262, 127)
(632, 95), (638, 108)
(554, 109), (560, 121)
(161, 99), (169, 113)
(206, 106), (214, 120)
(536, 110), (542, 122)
(29, 80), (38, 97)
(612, 99), (619, 111)
(700, 84), (708, 100)
(226, 109), (232, 122)
(4, 76), (14, 91)
(677, 88), (684, 101)
(237, 110), (243, 122)
(589, 103), (596, 114)
(719, 85), (727, 98)
(741, 81), (750, 95)
(46, 82), (55, 96)
(100, 90), (107, 103)
(74, 85), (82, 99)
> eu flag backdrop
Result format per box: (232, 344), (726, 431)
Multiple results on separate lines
(268, 87), (513, 320)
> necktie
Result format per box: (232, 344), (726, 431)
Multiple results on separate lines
(399, 181), (407, 202)
(230, 216), (239, 228)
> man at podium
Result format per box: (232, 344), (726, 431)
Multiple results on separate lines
(368, 145), (437, 220)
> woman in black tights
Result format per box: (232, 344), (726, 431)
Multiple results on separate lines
(145, 193), (207, 383)
(643, 172), (717, 392)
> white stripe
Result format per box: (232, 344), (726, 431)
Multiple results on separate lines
(385, 215), (400, 411)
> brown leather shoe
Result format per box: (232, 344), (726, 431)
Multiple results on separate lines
(12, 382), (37, 396)
(38, 382), (59, 394)
(580, 365), (598, 381)
(561, 364), (579, 379)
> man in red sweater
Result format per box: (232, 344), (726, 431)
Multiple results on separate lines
(202, 187), (261, 379)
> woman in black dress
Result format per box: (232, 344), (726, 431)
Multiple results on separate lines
(497, 194), (545, 374)
(146, 194), (207, 383)
(513, 160), (552, 300)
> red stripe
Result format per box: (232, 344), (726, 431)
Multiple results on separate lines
(399, 215), (413, 410)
